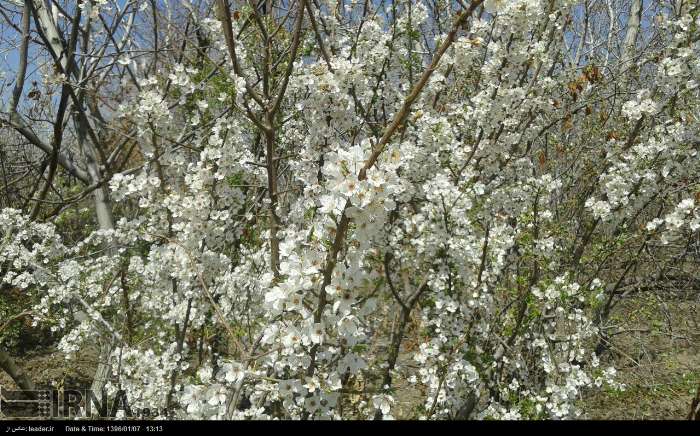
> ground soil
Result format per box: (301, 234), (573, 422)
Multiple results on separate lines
(582, 297), (700, 419)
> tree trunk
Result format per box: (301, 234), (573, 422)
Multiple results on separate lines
(30, 0), (117, 403)
(0, 347), (36, 399)
(689, 384), (700, 420)
(622, 0), (642, 62)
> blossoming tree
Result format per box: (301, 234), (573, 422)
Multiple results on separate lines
(1, 0), (699, 420)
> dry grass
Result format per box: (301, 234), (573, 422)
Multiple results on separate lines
(583, 296), (700, 419)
